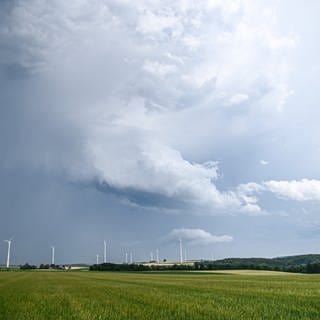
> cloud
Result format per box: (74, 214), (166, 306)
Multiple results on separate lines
(0, 0), (295, 215)
(228, 93), (249, 105)
(263, 179), (320, 201)
(163, 228), (233, 245)
(87, 139), (260, 213)
(142, 60), (177, 79)
(260, 160), (269, 165)
(136, 8), (183, 38)
(239, 179), (320, 205)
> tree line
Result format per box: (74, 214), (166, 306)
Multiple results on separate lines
(89, 254), (320, 273)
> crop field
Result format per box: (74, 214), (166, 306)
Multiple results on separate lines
(0, 270), (319, 320)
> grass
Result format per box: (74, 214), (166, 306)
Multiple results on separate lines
(0, 270), (319, 319)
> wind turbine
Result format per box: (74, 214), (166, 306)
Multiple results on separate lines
(103, 240), (107, 263)
(130, 252), (133, 264)
(4, 239), (12, 268)
(156, 249), (159, 263)
(51, 246), (55, 265)
(125, 252), (128, 264)
(179, 238), (183, 264)
(96, 254), (99, 265)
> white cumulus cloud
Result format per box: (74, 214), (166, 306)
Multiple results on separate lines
(263, 179), (320, 201)
(164, 228), (233, 245)
(238, 179), (320, 206)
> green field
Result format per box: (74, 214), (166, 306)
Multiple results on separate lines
(0, 270), (319, 319)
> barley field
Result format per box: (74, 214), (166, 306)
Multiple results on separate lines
(0, 270), (319, 319)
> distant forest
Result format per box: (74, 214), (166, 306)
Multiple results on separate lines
(90, 254), (320, 273)
(194, 254), (320, 273)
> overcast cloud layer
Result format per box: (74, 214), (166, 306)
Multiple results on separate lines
(1, 0), (320, 264)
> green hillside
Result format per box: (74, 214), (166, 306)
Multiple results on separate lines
(196, 254), (320, 273)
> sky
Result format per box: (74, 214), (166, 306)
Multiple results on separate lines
(1, 0), (320, 265)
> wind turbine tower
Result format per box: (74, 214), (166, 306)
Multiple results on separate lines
(103, 240), (107, 263)
(150, 251), (154, 262)
(184, 247), (187, 262)
(4, 239), (12, 268)
(179, 238), (183, 264)
(125, 252), (128, 264)
(96, 254), (99, 265)
(130, 252), (133, 264)
(156, 249), (159, 263)
(51, 246), (55, 265)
